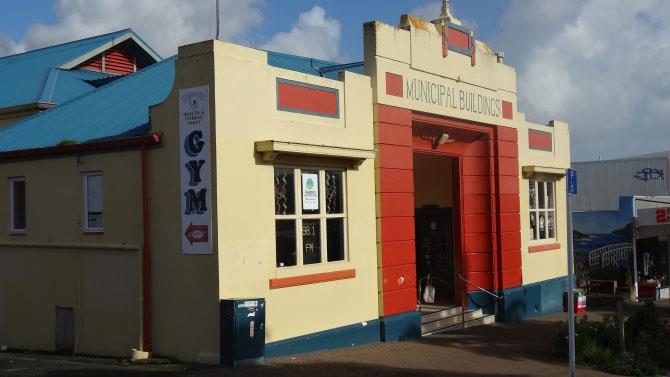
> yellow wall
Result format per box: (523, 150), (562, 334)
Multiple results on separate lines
(518, 120), (571, 285)
(414, 153), (454, 208)
(146, 40), (378, 362)
(0, 151), (143, 356)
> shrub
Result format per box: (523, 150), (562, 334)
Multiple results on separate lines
(553, 303), (670, 376)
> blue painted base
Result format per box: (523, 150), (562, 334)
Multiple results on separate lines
(380, 311), (421, 342)
(468, 276), (567, 322)
(264, 319), (380, 357)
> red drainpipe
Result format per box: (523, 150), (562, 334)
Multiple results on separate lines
(141, 141), (153, 352)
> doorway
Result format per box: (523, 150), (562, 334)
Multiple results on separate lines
(414, 153), (458, 306)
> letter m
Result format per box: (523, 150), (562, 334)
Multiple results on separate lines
(184, 189), (208, 215)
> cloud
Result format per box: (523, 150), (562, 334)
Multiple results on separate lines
(493, 0), (670, 161)
(1, 0), (264, 58)
(0, 34), (19, 57)
(261, 6), (342, 62)
(411, 1), (441, 21)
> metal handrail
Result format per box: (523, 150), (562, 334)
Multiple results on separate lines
(418, 274), (467, 330)
(458, 274), (504, 300)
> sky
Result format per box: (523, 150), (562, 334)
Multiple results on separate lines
(1, 0), (669, 162)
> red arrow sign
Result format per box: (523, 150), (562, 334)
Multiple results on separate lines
(185, 222), (209, 245)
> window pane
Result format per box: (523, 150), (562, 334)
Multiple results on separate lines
(301, 171), (319, 214)
(538, 211), (546, 239)
(548, 211), (555, 238)
(529, 180), (536, 209)
(327, 218), (345, 262)
(302, 219), (321, 264)
(86, 174), (103, 229)
(12, 180), (26, 230)
(275, 220), (296, 267)
(274, 168), (295, 215)
(547, 182), (554, 209)
(529, 211), (536, 240)
(538, 181), (545, 209)
(325, 171), (343, 214)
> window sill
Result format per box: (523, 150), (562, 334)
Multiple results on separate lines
(9, 231), (26, 236)
(83, 230), (104, 235)
(269, 268), (356, 289)
(529, 243), (561, 253)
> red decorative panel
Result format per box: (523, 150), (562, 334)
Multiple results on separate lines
(378, 144), (413, 170)
(462, 157), (490, 176)
(500, 231), (521, 252)
(497, 140), (519, 158)
(528, 243), (561, 253)
(385, 73), (403, 97)
(379, 217), (415, 243)
(463, 214), (491, 234)
(376, 122), (412, 146)
(501, 268), (522, 289)
(382, 264), (416, 292)
(497, 157), (519, 176)
(498, 195), (520, 213)
(499, 213), (521, 232)
(502, 101), (513, 120)
(463, 233), (492, 254)
(462, 175), (491, 195)
(379, 193), (414, 218)
(277, 79), (339, 117)
(528, 129), (553, 151)
(466, 253), (492, 272)
(497, 126), (518, 143)
(448, 27), (470, 51)
(498, 176), (520, 195)
(376, 104), (412, 126)
(462, 194), (491, 215)
(464, 272), (493, 290)
(378, 168), (414, 193)
(381, 240), (415, 267)
(383, 288), (417, 316)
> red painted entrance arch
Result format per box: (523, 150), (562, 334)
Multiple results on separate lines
(376, 104), (522, 316)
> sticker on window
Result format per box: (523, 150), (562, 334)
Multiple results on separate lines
(301, 173), (319, 211)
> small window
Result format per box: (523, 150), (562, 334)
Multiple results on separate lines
(9, 177), (26, 233)
(529, 180), (555, 241)
(274, 167), (347, 268)
(83, 172), (103, 232)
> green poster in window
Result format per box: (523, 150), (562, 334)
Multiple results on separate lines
(302, 173), (319, 210)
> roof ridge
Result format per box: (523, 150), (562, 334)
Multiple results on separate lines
(0, 28), (133, 63)
(0, 55), (176, 135)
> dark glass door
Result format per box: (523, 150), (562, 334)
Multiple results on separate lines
(415, 206), (455, 303)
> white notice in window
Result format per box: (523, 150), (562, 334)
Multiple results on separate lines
(302, 173), (319, 210)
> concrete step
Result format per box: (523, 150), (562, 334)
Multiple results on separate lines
(427, 314), (497, 335)
(420, 306), (463, 325)
(421, 308), (483, 335)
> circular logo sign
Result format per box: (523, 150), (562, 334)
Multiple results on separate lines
(306, 178), (315, 189)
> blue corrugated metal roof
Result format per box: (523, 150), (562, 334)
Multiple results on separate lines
(0, 56), (176, 152)
(0, 29), (158, 109)
(267, 51), (364, 80)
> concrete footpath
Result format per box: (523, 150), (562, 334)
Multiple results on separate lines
(3, 302), (669, 377)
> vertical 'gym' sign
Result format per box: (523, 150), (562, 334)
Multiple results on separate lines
(179, 86), (212, 254)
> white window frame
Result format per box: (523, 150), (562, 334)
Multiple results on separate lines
(529, 179), (557, 243)
(9, 177), (26, 234)
(83, 172), (104, 233)
(274, 167), (348, 268)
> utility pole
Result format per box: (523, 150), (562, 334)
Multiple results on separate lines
(566, 168), (578, 377)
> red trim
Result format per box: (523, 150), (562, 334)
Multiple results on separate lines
(528, 243), (561, 253)
(0, 134), (162, 161)
(277, 81), (338, 116)
(448, 28), (470, 51)
(140, 143), (152, 352)
(385, 73), (403, 97)
(269, 269), (356, 289)
(528, 129), (552, 151)
(502, 101), (513, 120)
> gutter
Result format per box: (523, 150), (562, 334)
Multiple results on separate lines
(0, 133), (161, 161)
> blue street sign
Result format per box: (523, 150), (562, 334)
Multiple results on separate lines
(567, 168), (577, 196)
